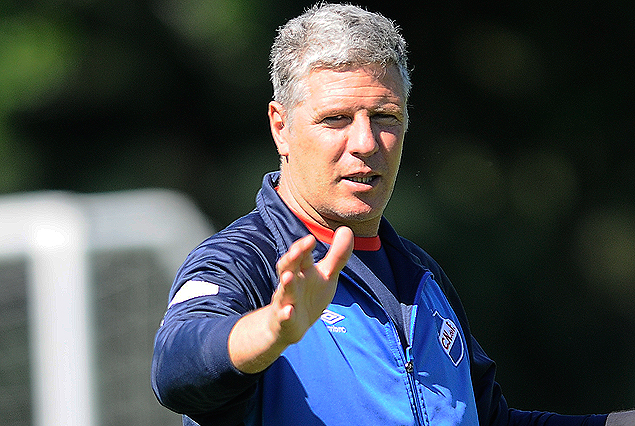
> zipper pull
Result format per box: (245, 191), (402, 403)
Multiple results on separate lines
(405, 346), (414, 373)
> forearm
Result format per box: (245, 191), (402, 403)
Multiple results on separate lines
(606, 411), (635, 426)
(152, 314), (260, 413)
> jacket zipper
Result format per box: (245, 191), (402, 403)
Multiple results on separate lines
(375, 299), (426, 425)
(341, 268), (427, 424)
(403, 304), (426, 426)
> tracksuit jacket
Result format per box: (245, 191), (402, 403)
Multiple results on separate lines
(152, 171), (607, 426)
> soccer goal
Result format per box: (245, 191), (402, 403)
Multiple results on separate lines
(0, 189), (213, 426)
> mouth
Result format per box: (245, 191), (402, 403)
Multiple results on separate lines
(346, 176), (374, 184)
(342, 174), (379, 186)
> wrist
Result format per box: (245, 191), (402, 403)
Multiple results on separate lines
(228, 305), (291, 374)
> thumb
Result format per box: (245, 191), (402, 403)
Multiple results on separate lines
(318, 226), (354, 280)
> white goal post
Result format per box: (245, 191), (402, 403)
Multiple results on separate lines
(0, 189), (213, 426)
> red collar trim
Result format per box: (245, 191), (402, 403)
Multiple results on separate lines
(297, 216), (381, 252)
(275, 185), (381, 251)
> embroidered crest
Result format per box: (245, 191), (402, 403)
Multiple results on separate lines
(433, 311), (464, 367)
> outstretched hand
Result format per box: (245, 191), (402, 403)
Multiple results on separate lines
(272, 226), (354, 345)
(228, 226), (354, 374)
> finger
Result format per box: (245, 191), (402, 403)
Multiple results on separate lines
(273, 269), (296, 303)
(276, 234), (316, 277)
(317, 226), (354, 280)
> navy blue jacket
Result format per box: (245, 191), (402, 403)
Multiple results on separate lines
(152, 172), (607, 426)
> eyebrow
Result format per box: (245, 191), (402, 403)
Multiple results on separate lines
(316, 100), (404, 116)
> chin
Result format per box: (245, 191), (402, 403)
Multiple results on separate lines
(329, 206), (382, 224)
(320, 195), (388, 222)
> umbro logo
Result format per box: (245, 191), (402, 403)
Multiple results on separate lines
(321, 309), (345, 324)
(321, 309), (347, 333)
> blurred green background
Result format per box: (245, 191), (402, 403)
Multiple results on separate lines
(1, 0), (634, 417)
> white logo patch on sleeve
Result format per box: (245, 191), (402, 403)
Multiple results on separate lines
(168, 280), (219, 308)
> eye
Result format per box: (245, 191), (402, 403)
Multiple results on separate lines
(321, 115), (352, 128)
(371, 113), (402, 126)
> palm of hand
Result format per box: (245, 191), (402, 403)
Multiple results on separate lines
(273, 227), (354, 345)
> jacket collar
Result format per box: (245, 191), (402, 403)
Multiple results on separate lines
(256, 171), (427, 305)
(255, 171), (422, 267)
(256, 172), (317, 258)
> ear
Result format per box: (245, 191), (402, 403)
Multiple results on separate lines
(268, 101), (290, 156)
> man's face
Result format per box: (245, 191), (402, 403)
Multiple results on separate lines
(270, 65), (407, 236)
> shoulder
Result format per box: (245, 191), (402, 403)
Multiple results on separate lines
(398, 236), (446, 278)
(190, 210), (277, 264)
(170, 210), (280, 305)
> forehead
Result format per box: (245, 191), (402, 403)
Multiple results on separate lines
(302, 65), (406, 109)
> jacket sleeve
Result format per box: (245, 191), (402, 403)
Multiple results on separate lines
(151, 223), (279, 424)
(404, 240), (608, 426)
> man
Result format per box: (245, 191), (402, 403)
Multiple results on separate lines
(152, 4), (634, 425)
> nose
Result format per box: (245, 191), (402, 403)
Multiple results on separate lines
(348, 115), (379, 157)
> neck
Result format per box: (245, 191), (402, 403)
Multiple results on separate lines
(297, 214), (381, 251)
(275, 176), (381, 238)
